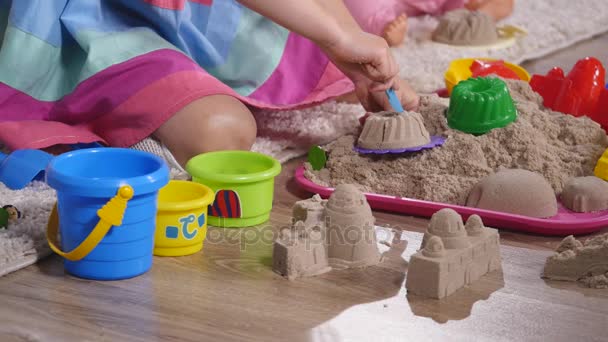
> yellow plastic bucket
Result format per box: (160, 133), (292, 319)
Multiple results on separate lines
(445, 58), (530, 95)
(154, 180), (214, 257)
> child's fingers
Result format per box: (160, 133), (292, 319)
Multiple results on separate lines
(402, 92), (420, 111)
(363, 54), (399, 84)
(369, 78), (397, 92)
(364, 64), (396, 86)
(399, 83), (420, 111)
(355, 83), (373, 111)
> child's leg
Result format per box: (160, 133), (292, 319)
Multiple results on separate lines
(382, 13), (408, 47)
(153, 95), (257, 167)
(466, 0), (514, 21)
(343, 0), (409, 47)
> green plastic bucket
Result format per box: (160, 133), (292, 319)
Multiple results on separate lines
(185, 151), (281, 228)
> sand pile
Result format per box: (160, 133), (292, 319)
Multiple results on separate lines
(560, 176), (608, 213)
(542, 234), (608, 289)
(305, 79), (608, 205)
(432, 9), (499, 46)
(466, 169), (558, 218)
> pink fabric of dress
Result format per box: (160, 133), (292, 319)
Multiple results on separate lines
(344, 0), (467, 35)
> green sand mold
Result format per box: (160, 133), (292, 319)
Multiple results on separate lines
(308, 146), (327, 171)
(186, 151), (282, 228)
(447, 77), (517, 134)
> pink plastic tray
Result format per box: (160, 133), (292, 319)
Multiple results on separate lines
(295, 166), (608, 236)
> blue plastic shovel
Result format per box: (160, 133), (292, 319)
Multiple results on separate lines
(0, 149), (53, 189)
(0, 142), (103, 190)
(386, 88), (404, 113)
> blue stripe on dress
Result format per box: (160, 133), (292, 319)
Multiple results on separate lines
(7, 0), (241, 67)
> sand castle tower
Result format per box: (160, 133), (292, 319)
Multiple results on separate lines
(357, 111), (431, 150)
(272, 221), (331, 280)
(407, 209), (502, 299)
(422, 208), (472, 250)
(292, 194), (326, 226)
(324, 184), (381, 268)
(273, 185), (382, 279)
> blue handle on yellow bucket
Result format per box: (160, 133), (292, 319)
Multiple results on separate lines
(46, 185), (134, 261)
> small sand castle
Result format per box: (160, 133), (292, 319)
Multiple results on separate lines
(560, 176), (608, 213)
(325, 184), (381, 268)
(272, 220), (331, 280)
(542, 234), (608, 289)
(357, 111), (431, 150)
(466, 169), (558, 218)
(432, 9), (498, 46)
(406, 209), (502, 299)
(272, 185), (381, 280)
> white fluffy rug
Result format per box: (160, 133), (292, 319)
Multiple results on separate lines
(0, 182), (54, 277)
(2, 0), (608, 277)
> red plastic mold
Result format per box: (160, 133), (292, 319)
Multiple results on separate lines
(470, 59), (521, 80)
(530, 57), (608, 128)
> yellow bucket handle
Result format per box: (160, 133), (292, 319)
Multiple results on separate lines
(46, 185), (134, 261)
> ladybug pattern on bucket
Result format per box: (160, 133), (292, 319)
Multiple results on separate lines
(209, 190), (242, 218)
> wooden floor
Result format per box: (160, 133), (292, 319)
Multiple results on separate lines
(1, 34), (608, 342)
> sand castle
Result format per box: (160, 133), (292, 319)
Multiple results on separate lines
(466, 169), (558, 218)
(325, 184), (381, 268)
(432, 9), (498, 46)
(406, 209), (502, 299)
(542, 234), (608, 289)
(272, 186), (381, 280)
(357, 111), (431, 150)
(560, 176), (608, 213)
(272, 221), (331, 280)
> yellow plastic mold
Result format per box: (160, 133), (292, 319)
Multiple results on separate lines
(594, 148), (608, 181)
(444, 58), (531, 95)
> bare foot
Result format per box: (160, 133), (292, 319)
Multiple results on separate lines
(382, 13), (408, 47)
(466, 0), (514, 21)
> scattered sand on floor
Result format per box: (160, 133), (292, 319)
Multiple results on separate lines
(543, 233), (608, 289)
(305, 79), (608, 205)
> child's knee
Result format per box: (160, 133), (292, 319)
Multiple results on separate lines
(155, 95), (257, 166)
(210, 108), (257, 150)
(183, 104), (257, 153)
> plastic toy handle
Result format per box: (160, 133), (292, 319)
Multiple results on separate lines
(46, 185), (134, 261)
(386, 88), (404, 113)
(497, 25), (528, 38)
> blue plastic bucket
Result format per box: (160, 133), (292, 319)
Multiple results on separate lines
(46, 148), (169, 280)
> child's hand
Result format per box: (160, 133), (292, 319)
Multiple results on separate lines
(322, 29), (399, 90)
(321, 28), (419, 112)
(357, 77), (420, 112)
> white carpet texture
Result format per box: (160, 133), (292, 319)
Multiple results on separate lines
(1, 0), (607, 277)
(0, 182), (54, 277)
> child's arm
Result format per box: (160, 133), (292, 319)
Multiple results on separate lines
(238, 0), (419, 111)
(238, 0), (396, 87)
(237, 0), (358, 50)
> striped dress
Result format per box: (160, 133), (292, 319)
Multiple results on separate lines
(0, 0), (353, 150)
